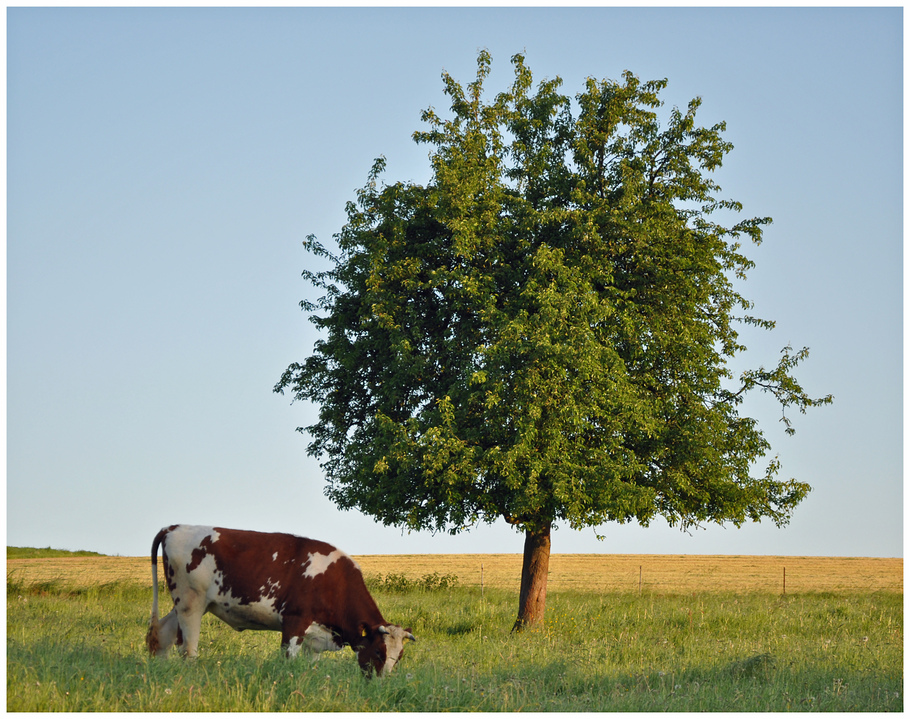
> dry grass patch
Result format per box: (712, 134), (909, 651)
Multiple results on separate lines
(7, 556), (150, 587)
(7, 554), (901, 595)
(357, 554), (902, 594)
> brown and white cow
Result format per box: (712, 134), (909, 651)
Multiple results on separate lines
(146, 525), (415, 676)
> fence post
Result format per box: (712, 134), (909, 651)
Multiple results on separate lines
(639, 565), (642, 596)
(481, 563), (484, 600)
(783, 566), (786, 596)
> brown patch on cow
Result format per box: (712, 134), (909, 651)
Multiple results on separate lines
(202, 529), (341, 609)
(186, 533), (217, 574)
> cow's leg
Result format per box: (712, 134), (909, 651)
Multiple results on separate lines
(175, 591), (206, 659)
(153, 608), (180, 657)
(283, 635), (308, 660)
(282, 622), (311, 660)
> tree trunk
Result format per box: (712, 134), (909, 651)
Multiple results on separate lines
(511, 522), (552, 632)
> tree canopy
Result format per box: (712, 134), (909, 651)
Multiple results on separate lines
(275, 52), (832, 628)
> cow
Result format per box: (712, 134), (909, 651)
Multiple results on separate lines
(145, 524), (416, 676)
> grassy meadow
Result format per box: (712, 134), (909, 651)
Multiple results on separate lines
(7, 551), (903, 711)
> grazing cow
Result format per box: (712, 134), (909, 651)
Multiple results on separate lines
(146, 525), (415, 676)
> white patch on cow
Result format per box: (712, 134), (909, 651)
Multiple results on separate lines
(210, 578), (283, 632)
(302, 549), (346, 578)
(285, 623), (340, 659)
(272, 552), (278, 561)
(258, 577), (282, 601)
(168, 527), (222, 586)
(164, 526), (222, 572)
(303, 623), (342, 653)
(204, 567), (283, 634)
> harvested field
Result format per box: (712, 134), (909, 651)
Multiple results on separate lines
(358, 554), (903, 594)
(6, 553), (902, 594)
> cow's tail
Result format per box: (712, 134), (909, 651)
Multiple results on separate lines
(145, 528), (168, 655)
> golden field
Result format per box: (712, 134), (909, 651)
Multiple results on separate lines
(7, 553), (902, 595)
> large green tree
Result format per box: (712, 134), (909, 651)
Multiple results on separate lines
(275, 52), (831, 630)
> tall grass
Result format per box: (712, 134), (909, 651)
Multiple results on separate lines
(7, 574), (902, 711)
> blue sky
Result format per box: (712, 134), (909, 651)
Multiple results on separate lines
(7, 7), (903, 558)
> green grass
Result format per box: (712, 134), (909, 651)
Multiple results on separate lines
(7, 546), (105, 559)
(7, 576), (902, 711)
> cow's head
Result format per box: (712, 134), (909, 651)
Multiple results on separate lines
(356, 624), (416, 677)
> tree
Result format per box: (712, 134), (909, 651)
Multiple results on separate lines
(275, 52), (832, 631)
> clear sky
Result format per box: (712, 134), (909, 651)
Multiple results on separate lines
(7, 7), (903, 559)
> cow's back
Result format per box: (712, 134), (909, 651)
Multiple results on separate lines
(161, 526), (329, 600)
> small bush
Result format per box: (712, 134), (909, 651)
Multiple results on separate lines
(419, 572), (460, 590)
(368, 572), (459, 593)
